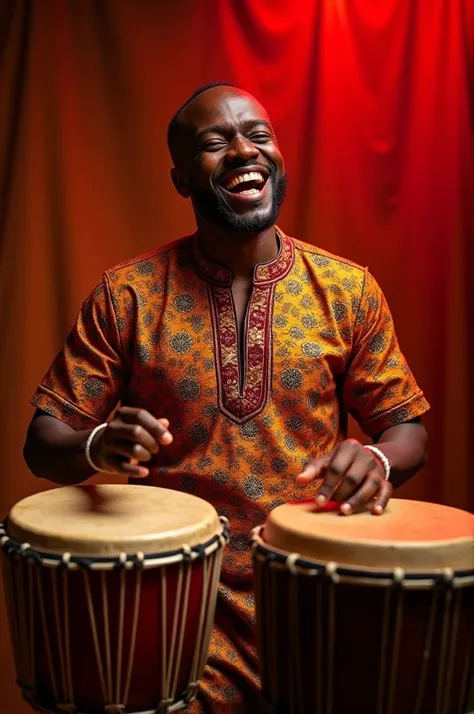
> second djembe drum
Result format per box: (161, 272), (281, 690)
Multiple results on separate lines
(252, 498), (474, 714)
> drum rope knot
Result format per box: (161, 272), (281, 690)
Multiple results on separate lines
(181, 544), (192, 562)
(157, 697), (175, 712)
(325, 561), (339, 583)
(104, 704), (125, 713)
(60, 552), (72, 570)
(185, 679), (201, 698)
(392, 567), (405, 587)
(442, 567), (454, 585)
(114, 552), (128, 569)
(134, 550), (145, 569)
(16, 541), (43, 566)
(285, 552), (300, 574)
(195, 544), (206, 561)
(76, 556), (95, 570)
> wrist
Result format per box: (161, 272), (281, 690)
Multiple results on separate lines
(85, 423), (108, 472)
(363, 445), (391, 481)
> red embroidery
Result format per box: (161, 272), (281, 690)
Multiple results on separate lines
(196, 231), (295, 423)
(209, 284), (274, 423)
(254, 233), (294, 284)
(193, 231), (295, 286)
(193, 237), (232, 286)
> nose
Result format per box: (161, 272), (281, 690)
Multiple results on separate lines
(225, 135), (259, 163)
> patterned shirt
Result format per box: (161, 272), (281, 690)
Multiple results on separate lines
(31, 229), (429, 712)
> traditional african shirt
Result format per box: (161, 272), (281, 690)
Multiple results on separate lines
(31, 228), (430, 713)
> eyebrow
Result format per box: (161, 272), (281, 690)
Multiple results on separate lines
(195, 119), (273, 142)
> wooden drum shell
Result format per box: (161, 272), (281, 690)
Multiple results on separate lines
(1, 485), (229, 714)
(252, 499), (474, 714)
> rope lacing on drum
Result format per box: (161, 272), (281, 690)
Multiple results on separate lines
(392, 567), (405, 588)
(218, 516), (230, 548)
(134, 551), (145, 569)
(325, 561), (339, 583)
(286, 553), (300, 574)
(181, 544), (192, 562)
(442, 567), (454, 585)
(114, 552), (127, 570)
(104, 704), (125, 714)
(184, 679), (201, 702)
(194, 544), (206, 562)
(1, 514), (229, 714)
(157, 697), (175, 712)
(76, 556), (95, 570)
(17, 541), (42, 566)
(0, 520), (10, 549)
(60, 552), (72, 570)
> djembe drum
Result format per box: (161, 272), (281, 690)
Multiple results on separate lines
(0, 484), (228, 714)
(252, 498), (474, 714)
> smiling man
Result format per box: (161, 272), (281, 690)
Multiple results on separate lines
(24, 82), (430, 712)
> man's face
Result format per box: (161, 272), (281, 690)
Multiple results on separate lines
(172, 87), (287, 233)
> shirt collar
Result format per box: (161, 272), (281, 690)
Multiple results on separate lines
(192, 228), (294, 286)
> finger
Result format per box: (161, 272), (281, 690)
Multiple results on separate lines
(316, 441), (359, 505)
(296, 456), (331, 483)
(339, 471), (385, 515)
(105, 440), (153, 463)
(105, 455), (149, 478)
(371, 480), (393, 515)
(118, 407), (173, 446)
(331, 450), (379, 503)
(107, 423), (159, 454)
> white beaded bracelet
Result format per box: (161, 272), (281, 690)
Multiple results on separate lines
(364, 445), (391, 481)
(85, 423), (110, 473)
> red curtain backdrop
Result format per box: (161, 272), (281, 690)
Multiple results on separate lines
(1, 2), (473, 711)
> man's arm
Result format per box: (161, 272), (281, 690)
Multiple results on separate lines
(24, 408), (173, 485)
(298, 266), (430, 515)
(24, 412), (97, 484)
(372, 418), (428, 489)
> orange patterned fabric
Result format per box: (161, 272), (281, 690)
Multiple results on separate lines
(31, 229), (429, 712)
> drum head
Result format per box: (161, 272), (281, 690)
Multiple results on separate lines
(7, 484), (222, 556)
(263, 498), (474, 571)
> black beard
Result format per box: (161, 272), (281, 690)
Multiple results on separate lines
(189, 171), (288, 233)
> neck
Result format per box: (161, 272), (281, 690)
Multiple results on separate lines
(195, 218), (278, 281)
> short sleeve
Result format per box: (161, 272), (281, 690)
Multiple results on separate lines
(343, 270), (430, 436)
(31, 275), (129, 430)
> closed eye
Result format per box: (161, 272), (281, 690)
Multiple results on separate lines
(251, 133), (271, 142)
(202, 140), (227, 152)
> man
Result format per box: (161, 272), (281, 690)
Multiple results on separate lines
(24, 82), (429, 712)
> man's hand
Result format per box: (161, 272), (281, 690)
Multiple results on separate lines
(91, 406), (173, 478)
(296, 438), (392, 515)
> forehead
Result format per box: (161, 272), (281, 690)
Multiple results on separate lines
(181, 88), (271, 135)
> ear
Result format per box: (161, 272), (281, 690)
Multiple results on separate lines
(170, 167), (191, 198)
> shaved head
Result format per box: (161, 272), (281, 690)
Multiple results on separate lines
(168, 81), (236, 164)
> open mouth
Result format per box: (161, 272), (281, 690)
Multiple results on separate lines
(219, 170), (269, 198)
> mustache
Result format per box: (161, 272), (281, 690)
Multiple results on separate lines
(213, 160), (277, 185)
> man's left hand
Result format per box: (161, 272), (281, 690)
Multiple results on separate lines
(296, 439), (392, 515)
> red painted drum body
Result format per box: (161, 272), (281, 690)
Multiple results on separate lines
(252, 498), (474, 714)
(1, 485), (228, 714)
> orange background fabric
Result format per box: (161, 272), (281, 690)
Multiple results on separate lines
(0, 2), (473, 712)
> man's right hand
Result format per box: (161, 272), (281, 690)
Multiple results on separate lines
(90, 406), (173, 478)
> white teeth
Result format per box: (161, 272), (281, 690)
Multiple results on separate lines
(224, 171), (264, 190)
(240, 188), (259, 195)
